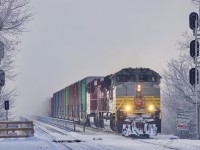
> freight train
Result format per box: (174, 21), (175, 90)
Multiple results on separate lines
(50, 67), (161, 137)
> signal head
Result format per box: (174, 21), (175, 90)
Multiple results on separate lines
(190, 40), (199, 58)
(189, 12), (199, 30)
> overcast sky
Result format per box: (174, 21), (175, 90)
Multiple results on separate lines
(12, 0), (196, 115)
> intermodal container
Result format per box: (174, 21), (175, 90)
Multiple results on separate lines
(79, 78), (87, 120)
(53, 76), (102, 121)
(61, 89), (65, 118)
(51, 96), (55, 117)
(69, 82), (79, 119)
(59, 92), (61, 118)
(64, 87), (69, 119)
(54, 92), (58, 118)
(57, 91), (61, 118)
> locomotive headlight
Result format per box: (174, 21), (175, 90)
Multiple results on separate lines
(148, 105), (154, 112)
(125, 105), (131, 112)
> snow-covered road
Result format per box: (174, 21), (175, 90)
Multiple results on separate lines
(1, 120), (200, 150)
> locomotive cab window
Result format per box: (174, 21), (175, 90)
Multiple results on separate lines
(139, 75), (147, 81)
(150, 75), (157, 82)
(139, 75), (157, 82)
(116, 75), (135, 82)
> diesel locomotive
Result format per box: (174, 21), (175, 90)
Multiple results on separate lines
(50, 67), (161, 137)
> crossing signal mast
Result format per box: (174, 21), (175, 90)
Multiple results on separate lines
(189, 10), (200, 138)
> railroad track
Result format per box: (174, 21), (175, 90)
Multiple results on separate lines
(34, 116), (200, 150)
(34, 121), (81, 150)
(34, 120), (114, 150)
(34, 116), (111, 134)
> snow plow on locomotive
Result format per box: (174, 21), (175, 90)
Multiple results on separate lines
(50, 67), (161, 138)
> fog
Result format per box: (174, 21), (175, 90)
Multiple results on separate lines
(13, 0), (195, 116)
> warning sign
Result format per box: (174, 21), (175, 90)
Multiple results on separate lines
(177, 122), (188, 130)
(176, 112), (190, 123)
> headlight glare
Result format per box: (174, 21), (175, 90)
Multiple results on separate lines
(125, 105), (131, 112)
(148, 105), (154, 112)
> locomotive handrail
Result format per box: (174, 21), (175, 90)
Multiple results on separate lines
(116, 96), (129, 111)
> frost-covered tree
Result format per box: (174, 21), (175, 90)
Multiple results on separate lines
(0, 0), (32, 120)
(162, 0), (200, 138)
(161, 31), (199, 138)
(192, 0), (200, 5)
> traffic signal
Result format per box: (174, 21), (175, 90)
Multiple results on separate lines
(189, 12), (199, 30)
(189, 68), (199, 85)
(190, 40), (199, 58)
(4, 100), (9, 110)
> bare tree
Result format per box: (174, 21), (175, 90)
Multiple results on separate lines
(162, 60), (195, 138)
(0, 0), (32, 78)
(0, 0), (32, 120)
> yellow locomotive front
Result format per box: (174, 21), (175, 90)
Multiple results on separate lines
(109, 68), (161, 137)
(114, 83), (160, 114)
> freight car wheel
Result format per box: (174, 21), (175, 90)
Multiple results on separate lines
(94, 114), (99, 128)
(94, 118), (99, 127)
(110, 119), (117, 132)
(99, 118), (104, 128)
(86, 116), (91, 127)
(116, 120), (123, 133)
(144, 134), (150, 138)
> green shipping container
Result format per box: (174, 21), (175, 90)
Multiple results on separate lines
(79, 78), (87, 120)
(64, 87), (69, 119)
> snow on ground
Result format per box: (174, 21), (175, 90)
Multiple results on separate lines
(1, 120), (200, 150)
(0, 137), (56, 150)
